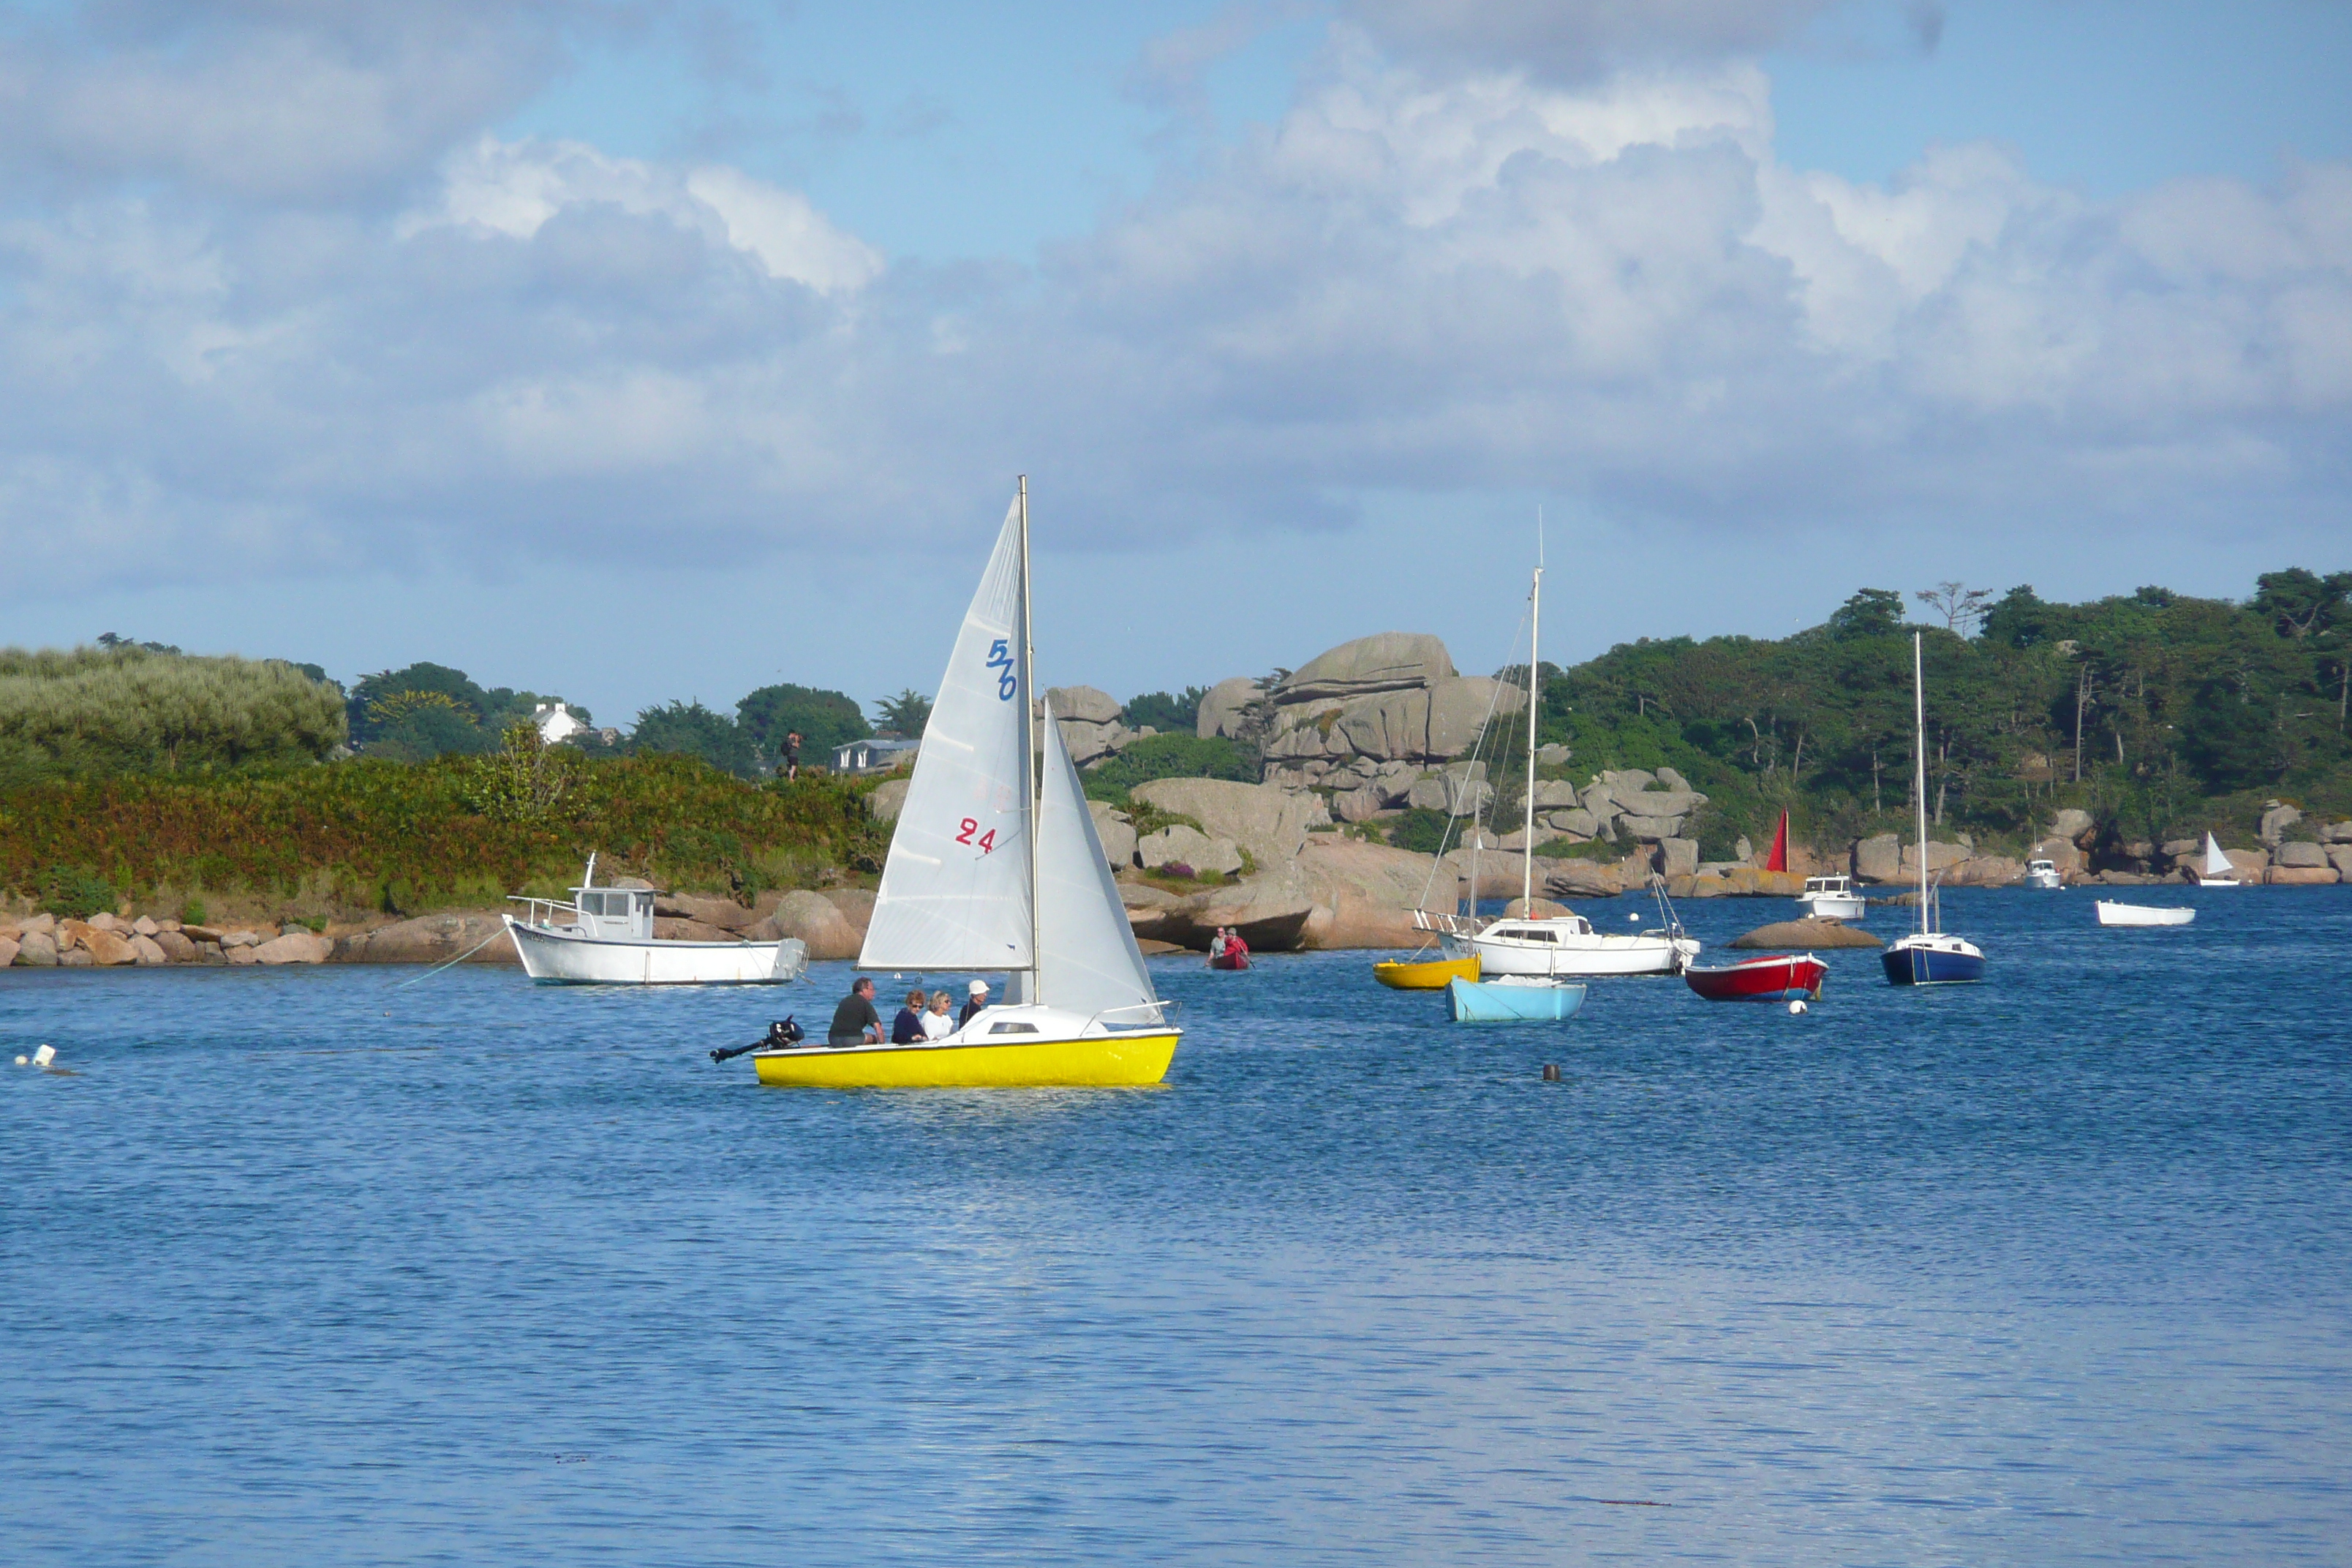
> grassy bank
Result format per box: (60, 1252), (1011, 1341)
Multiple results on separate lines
(0, 753), (886, 923)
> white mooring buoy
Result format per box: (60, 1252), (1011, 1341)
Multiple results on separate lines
(12, 1055), (24, 1067)
(1788, 1000), (1807, 1016)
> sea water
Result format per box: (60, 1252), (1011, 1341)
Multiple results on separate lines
(4, 886), (2348, 1566)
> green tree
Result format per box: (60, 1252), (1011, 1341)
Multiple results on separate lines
(736, 682), (870, 764)
(1827, 589), (1906, 641)
(873, 688), (932, 736)
(1123, 686), (1209, 734)
(630, 701), (756, 777)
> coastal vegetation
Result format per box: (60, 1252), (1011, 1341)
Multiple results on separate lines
(0, 645), (344, 785)
(1510, 571), (2352, 858)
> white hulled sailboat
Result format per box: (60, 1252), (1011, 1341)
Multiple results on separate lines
(2193, 832), (2242, 886)
(750, 482), (1179, 1088)
(1881, 630), (1986, 986)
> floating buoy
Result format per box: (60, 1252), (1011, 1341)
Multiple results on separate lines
(12, 1055), (24, 1067)
(1541, 1063), (1562, 1082)
(33, 1044), (56, 1067)
(1788, 1000), (1807, 1016)
(1627, 912), (1642, 923)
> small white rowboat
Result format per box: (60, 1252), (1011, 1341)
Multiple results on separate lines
(2095, 901), (2195, 927)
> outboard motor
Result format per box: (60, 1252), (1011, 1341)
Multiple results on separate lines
(711, 1015), (802, 1063)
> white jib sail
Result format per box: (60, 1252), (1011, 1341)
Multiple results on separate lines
(1034, 700), (1164, 1025)
(2201, 833), (2234, 878)
(858, 497), (1035, 971)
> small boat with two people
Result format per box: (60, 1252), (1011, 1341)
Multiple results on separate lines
(1207, 927), (1251, 970)
(1882, 630), (1986, 987)
(2191, 832), (2242, 886)
(503, 856), (808, 984)
(2025, 859), (2064, 891)
(2095, 901), (2196, 927)
(742, 480), (1181, 1088)
(1684, 952), (1828, 1003)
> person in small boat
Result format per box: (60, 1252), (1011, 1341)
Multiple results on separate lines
(958, 979), (990, 1028)
(923, 990), (956, 1041)
(892, 987), (930, 1045)
(1221, 929), (1251, 965)
(829, 977), (883, 1047)
(1207, 927), (1229, 961)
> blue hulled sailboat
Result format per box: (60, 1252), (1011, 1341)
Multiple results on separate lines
(1882, 630), (1986, 987)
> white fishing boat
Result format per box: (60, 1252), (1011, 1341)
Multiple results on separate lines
(2192, 832), (2242, 886)
(502, 856), (808, 984)
(747, 480), (1180, 1089)
(2096, 901), (2195, 927)
(1458, 562), (1699, 984)
(2024, 859), (2064, 891)
(1795, 874), (1868, 920)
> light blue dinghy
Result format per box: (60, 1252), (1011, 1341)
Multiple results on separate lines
(1447, 976), (1588, 1022)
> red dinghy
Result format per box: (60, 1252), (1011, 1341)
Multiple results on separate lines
(1210, 951), (1250, 971)
(1684, 952), (1825, 1002)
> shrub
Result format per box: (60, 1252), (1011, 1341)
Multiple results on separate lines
(0, 645), (344, 780)
(1383, 807), (1463, 856)
(34, 864), (119, 919)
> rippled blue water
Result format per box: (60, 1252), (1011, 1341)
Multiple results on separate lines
(5, 886), (2349, 1565)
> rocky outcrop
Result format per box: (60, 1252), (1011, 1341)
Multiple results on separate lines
(866, 777), (911, 823)
(0, 935), (18, 968)
(1129, 777), (1329, 867)
(333, 913), (519, 964)
(2259, 802), (2302, 846)
(1088, 801), (1138, 872)
(1728, 919), (1884, 951)
(1854, 834), (1902, 883)
(2048, 808), (2096, 845)
(1658, 838), (1700, 878)
(1123, 838), (1453, 951)
(1195, 676), (1266, 740)
(767, 892), (862, 960)
(15, 930), (58, 965)
(2274, 841), (2330, 870)
(253, 931), (333, 965)
(655, 892), (758, 930)
(1282, 633), (1455, 701)
(1139, 825), (1245, 877)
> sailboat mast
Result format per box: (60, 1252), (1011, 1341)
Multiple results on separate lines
(1019, 475), (1040, 996)
(1524, 567), (1541, 911)
(1914, 629), (1929, 936)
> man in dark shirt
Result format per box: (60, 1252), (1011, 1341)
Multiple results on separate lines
(957, 979), (990, 1029)
(829, 977), (882, 1047)
(783, 731), (802, 781)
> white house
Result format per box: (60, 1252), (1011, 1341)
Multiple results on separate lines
(534, 701), (587, 745)
(832, 736), (921, 773)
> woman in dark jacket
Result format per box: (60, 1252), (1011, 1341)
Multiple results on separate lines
(891, 987), (930, 1045)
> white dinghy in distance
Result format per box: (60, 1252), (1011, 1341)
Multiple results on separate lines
(2193, 832), (2242, 886)
(503, 856), (809, 984)
(2096, 901), (2196, 927)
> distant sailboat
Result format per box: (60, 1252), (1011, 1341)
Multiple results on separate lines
(2195, 832), (2242, 887)
(747, 481), (1180, 1088)
(1882, 630), (1986, 987)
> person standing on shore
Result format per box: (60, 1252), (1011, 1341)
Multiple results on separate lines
(829, 977), (882, 1047)
(783, 731), (803, 781)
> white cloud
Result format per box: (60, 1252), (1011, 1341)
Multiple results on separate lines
(0, 18), (2344, 608)
(411, 137), (884, 295)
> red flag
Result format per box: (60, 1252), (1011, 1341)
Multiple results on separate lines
(1765, 809), (1789, 872)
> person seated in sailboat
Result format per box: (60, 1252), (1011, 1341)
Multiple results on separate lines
(923, 991), (957, 1041)
(958, 979), (990, 1028)
(891, 987), (931, 1045)
(829, 977), (883, 1047)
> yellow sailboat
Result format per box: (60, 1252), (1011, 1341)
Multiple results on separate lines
(751, 480), (1180, 1089)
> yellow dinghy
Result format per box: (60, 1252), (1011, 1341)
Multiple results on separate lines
(747, 480), (1180, 1091)
(1373, 952), (1479, 990)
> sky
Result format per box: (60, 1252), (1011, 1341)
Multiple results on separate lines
(1, 0), (2348, 725)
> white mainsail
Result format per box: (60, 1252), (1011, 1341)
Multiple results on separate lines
(2201, 833), (2236, 879)
(1034, 701), (1164, 1024)
(858, 497), (1036, 971)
